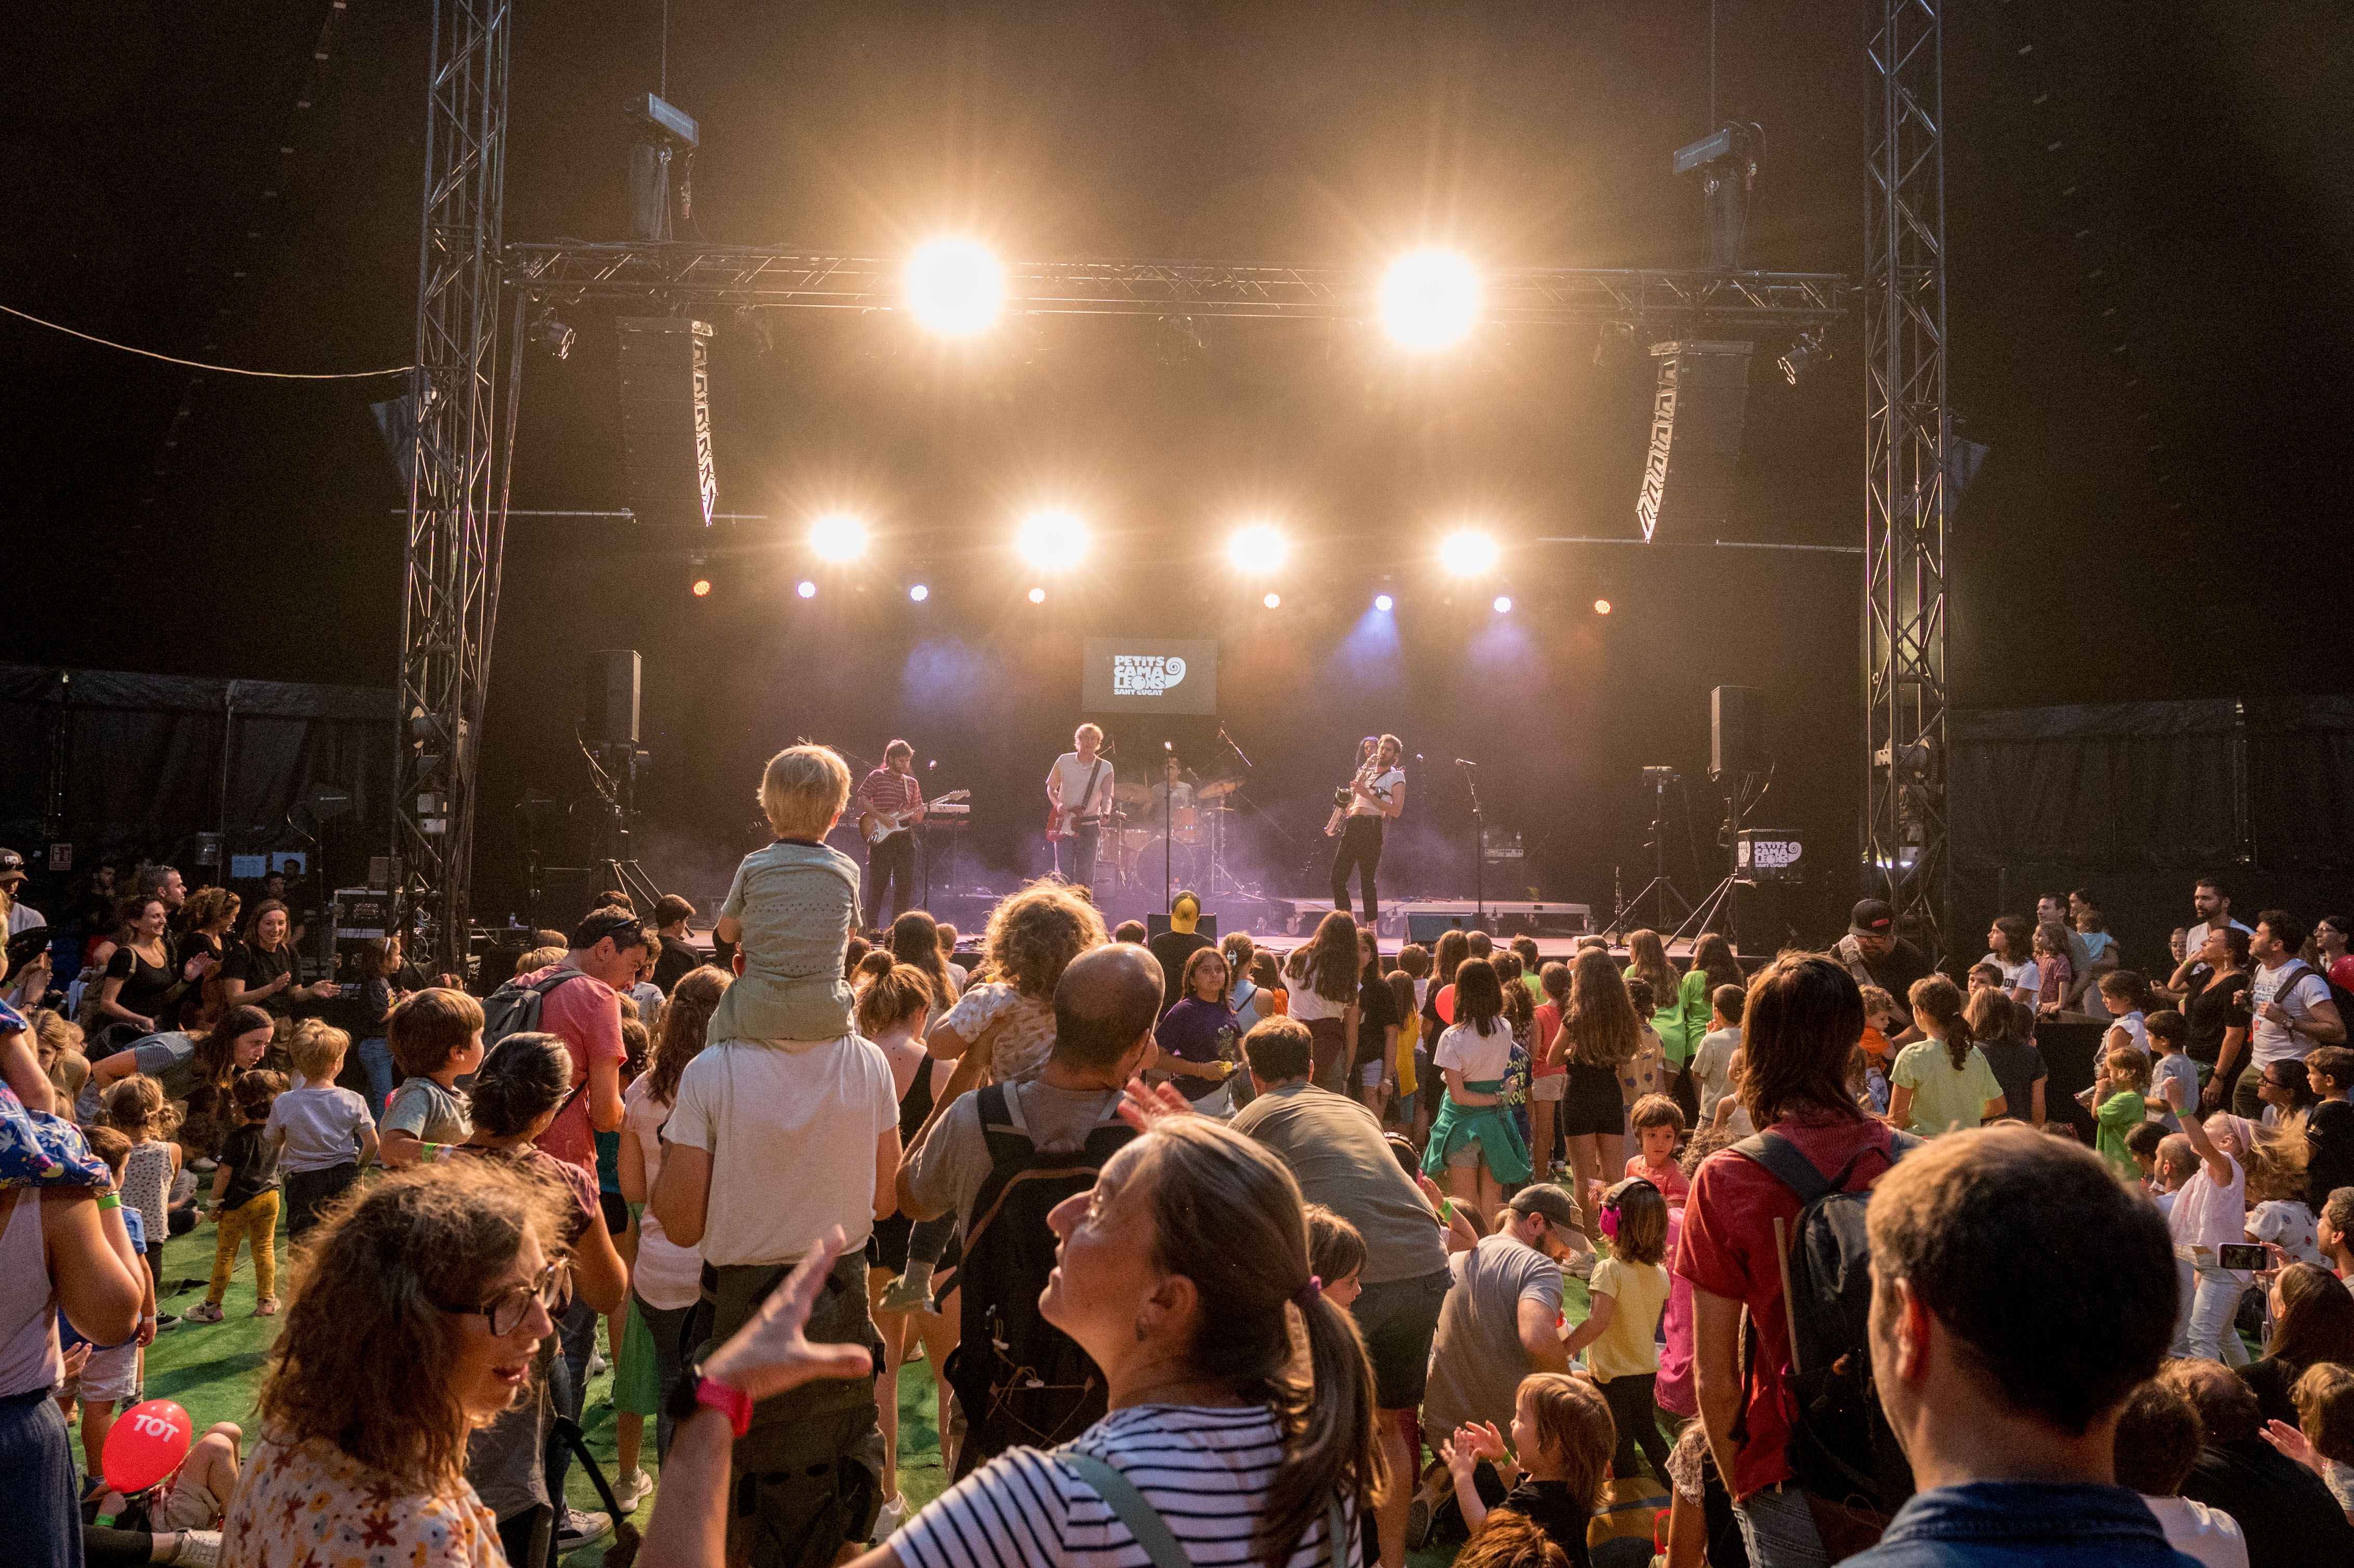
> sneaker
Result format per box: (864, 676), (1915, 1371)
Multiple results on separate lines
(184, 1302), (225, 1324)
(878, 1269), (933, 1315)
(555, 1507), (611, 1550)
(189, 1158), (218, 1173)
(153, 1313), (182, 1332)
(1405, 1495), (1437, 1551)
(252, 1297), (279, 1317)
(872, 1492), (910, 1540)
(586, 1350), (610, 1379)
(168, 1530), (222, 1567)
(611, 1468), (653, 1515)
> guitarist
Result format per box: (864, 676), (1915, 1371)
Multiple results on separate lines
(856, 739), (927, 924)
(1331, 732), (1406, 925)
(1044, 723), (1115, 892)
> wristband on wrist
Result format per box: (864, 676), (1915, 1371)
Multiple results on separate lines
(96, 1193), (122, 1211)
(666, 1360), (754, 1439)
(1439, 1198), (1454, 1223)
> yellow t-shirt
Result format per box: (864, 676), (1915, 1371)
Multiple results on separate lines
(1584, 1255), (1671, 1382)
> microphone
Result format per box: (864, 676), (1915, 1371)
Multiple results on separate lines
(1454, 758), (1476, 768)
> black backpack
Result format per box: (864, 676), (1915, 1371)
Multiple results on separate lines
(479, 967), (594, 1049)
(1733, 1128), (1921, 1518)
(942, 1083), (1136, 1479)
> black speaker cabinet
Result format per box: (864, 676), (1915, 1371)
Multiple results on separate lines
(1711, 685), (1766, 780)
(584, 650), (642, 745)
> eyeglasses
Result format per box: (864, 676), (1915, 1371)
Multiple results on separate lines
(435, 1259), (571, 1338)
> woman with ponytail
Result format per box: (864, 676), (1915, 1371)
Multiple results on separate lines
(1887, 974), (2006, 1136)
(862, 1114), (1378, 1568)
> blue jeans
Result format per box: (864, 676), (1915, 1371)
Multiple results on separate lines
(357, 1037), (395, 1121)
(2173, 1260), (2250, 1365)
(1734, 1481), (1831, 1568)
(0, 1388), (79, 1568)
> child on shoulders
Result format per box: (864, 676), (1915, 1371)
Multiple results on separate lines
(708, 744), (863, 1047)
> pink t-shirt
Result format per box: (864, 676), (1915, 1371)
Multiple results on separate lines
(517, 964), (624, 1171)
(1655, 1206), (1695, 1417)
(1626, 1153), (1691, 1204)
(1532, 1002), (1565, 1078)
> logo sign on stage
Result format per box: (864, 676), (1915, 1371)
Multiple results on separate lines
(1083, 638), (1219, 715)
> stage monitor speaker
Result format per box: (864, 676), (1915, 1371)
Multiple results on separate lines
(1711, 685), (1766, 780)
(616, 317), (716, 527)
(1146, 913), (1220, 940)
(535, 866), (593, 931)
(584, 650), (642, 745)
(1635, 341), (1754, 541)
(1407, 911), (1482, 944)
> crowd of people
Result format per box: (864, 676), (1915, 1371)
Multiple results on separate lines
(7, 807), (2354, 1568)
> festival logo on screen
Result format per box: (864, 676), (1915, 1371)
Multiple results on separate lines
(1112, 654), (1189, 699)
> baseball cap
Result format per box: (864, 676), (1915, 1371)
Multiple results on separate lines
(0, 848), (24, 883)
(1849, 898), (1896, 939)
(1507, 1183), (1581, 1232)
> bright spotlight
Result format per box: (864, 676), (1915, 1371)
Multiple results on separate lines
(1226, 524), (1289, 574)
(1373, 592), (1394, 613)
(909, 583), (930, 603)
(690, 578), (712, 597)
(808, 513), (868, 563)
(1027, 586), (1047, 605)
(905, 238), (1004, 337)
(1594, 597), (1613, 615)
(1437, 528), (1500, 577)
(795, 580), (817, 599)
(1493, 595), (1513, 614)
(1015, 509), (1088, 570)
(1263, 592), (1282, 609)
(1379, 250), (1481, 350)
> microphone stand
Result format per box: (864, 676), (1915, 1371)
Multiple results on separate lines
(1458, 761), (1487, 931)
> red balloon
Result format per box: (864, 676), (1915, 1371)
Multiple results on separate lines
(102, 1398), (191, 1495)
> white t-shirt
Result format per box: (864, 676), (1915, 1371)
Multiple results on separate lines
(1692, 1026), (1740, 1117)
(2250, 959), (2333, 1067)
(6, 900), (43, 936)
(2105, 1010), (2150, 1055)
(2185, 918), (2253, 957)
(621, 1076), (701, 1311)
(2169, 1148), (2246, 1257)
(2139, 1495), (2248, 1568)
(1285, 958), (1349, 1024)
(1348, 766), (1405, 818)
(1978, 954), (2039, 997)
(662, 1035), (898, 1266)
(1049, 753), (1114, 820)
(1434, 1021), (1513, 1084)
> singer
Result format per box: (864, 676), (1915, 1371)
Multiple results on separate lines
(1331, 733), (1405, 923)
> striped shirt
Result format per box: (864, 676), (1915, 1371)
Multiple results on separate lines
(859, 767), (923, 817)
(895, 1404), (1358, 1568)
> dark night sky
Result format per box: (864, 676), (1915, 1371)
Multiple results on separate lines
(6, 1), (2351, 922)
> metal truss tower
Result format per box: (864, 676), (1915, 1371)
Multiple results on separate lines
(1863, 0), (1951, 956)
(392, 0), (512, 974)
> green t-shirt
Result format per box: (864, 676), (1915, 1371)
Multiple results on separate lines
(1890, 1040), (2004, 1136)
(2093, 1089), (2148, 1180)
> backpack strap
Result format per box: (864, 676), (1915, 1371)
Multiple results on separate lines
(1057, 1451), (1350, 1568)
(1731, 1130), (1834, 1204)
(1058, 1452), (1192, 1568)
(976, 1082), (1031, 1168)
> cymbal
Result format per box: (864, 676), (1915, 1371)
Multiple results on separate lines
(1195, 778), (1242, 800)
(1111, 782), (1152, 807)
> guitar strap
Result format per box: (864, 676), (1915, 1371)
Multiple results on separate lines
(1077, 756), (1107, 829)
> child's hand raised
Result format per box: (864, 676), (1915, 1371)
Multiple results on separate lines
(1457, 1420), (1510, 1464)
(1437, 1433), (1476, 1484)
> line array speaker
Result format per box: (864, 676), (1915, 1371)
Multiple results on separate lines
(1635, 340), (1754, 541)
(616, 317), (716, 527)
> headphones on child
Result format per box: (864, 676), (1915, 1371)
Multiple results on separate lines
(1597, 1176), (1659, 1242)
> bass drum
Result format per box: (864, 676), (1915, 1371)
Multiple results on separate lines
(1127, 835), (1203, 896)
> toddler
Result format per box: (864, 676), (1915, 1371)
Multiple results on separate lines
(2033, 920), (2075, 1013)
(104, 1075), (180, 1314)
(1304, 1204), (1368, 1310)
(189, 1068), (289, 1322)
(1624, 1094), (1689, 1205)
(1858, 985), (1897, 1068)
(1438, 1370), (1614, 1556)
(2086, 1044), (2150, 1181)
(707, 744), (862, 1048)
(2124, 1121), (2168, 1190)
(1563, 1176), (1674, 1482)
(2288, 1363), (2354, 1517)
(2143, 1009), (2199, 1133)
(2098, 970), (2152, 1056)
(265, 1020), (376, 1236)
(1690, 985), (1743, 1125)
(378, 987), (484, 1168)
(2150, 1131), (2196, 1220)
(62, 1125), (156, 1483)
(1617, 978), (1665, 1110)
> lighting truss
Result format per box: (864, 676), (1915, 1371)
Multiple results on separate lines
(391, 0), (512, 974)
(504, 243), (1849, 331)
(1863, 0), (1951, 957)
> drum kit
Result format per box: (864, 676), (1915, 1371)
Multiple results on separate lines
(1107, 776), (1247, 895)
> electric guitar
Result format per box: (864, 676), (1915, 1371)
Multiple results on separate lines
(1326, 762), (1397, 837)
(860, 790), (965, 845)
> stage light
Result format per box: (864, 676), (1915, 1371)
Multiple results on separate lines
(1374, 592), (1394, 613)
(1027, 586), (1047, 604)
(808, 513), (868, 563)
(796, 580), (817, 599)
(1226, 523), (1288, 574)
(1594, 597), (1613, 615)
(909, 584), (929, 603)
(1493, 595), (1513, 614)
(905, 238), (1004, 337)
(1777, 329), (1829, 386)
(1015, 509), (1088, 570)
(1263, 592), (1282, 609)
(1437, 528), (1500, 577)
(691, 578), (712, 597)
(1379, 250), (1481, 350)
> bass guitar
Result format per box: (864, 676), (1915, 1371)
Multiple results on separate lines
(860, 790), (966, 845)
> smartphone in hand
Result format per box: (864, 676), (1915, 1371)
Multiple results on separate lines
(2217, 1243), (2267, 1272)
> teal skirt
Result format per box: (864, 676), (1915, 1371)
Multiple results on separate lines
(1422, 1078), (1532, 1184)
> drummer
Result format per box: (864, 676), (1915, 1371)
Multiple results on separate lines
(1148, 755), (1195, 822)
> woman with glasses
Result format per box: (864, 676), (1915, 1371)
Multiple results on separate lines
(447, 1032), (630, 1565)
(220, 1157), (571, 1567)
